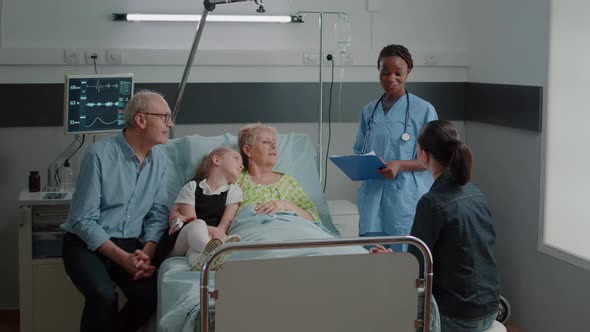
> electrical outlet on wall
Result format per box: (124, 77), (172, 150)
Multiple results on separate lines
(322, 52), (354, 65)
(106, 49), (123, 65)
(304, 51), (353, 65)
(64, 49), (82, 65)
(424, 52), (438, 66)
(85, 49), (102, 65)
(343, 53), (354, 65)
(303, 52), (319, 65)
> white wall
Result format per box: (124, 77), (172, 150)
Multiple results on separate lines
(0, 0), (470, 83)
(544, 0), (590, 266)
(467, 0), (546, 86)
(467, 1), (590, 331)
(1, 0), (468, 52)
(0, 0), (469, 309)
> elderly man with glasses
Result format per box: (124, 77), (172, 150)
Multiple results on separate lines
(62, 90), (173, 332)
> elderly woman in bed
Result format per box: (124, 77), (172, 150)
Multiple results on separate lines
(236, 123), (320, 222)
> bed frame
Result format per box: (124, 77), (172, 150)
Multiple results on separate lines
(200, 236), (434, 332)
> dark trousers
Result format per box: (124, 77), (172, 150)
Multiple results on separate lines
(62, 233), (157, 332)
(152, 228), (177, 267)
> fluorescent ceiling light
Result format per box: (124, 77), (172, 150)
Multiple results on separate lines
(112, 13), (303, 23)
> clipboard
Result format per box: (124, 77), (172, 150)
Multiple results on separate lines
(329, 153), (386, 181)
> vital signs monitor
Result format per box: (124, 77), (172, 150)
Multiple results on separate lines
(64, 73), (134, 134)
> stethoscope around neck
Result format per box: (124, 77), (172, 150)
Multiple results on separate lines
(361, 89), (411, 154)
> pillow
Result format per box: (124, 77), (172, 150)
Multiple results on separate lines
(160, 132), (340, 236)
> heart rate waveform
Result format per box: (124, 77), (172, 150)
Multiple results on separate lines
(66, 76), (133, 134)
(82, 79), (131, 94)
(85, 82), (119, 91)
(69, 101), (125, 107)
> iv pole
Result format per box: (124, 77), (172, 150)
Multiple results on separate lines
(170, 0), (266, 137)
(296, 11), (347, 186)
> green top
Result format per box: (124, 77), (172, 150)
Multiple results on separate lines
(237, 171), (320, 222)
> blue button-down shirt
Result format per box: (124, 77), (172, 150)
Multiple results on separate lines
(63, 131), (169, 251)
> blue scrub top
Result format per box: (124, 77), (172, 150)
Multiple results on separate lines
(353, 93), (438, 237)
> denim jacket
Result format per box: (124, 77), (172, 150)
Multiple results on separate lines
(409, 171), (500, 320)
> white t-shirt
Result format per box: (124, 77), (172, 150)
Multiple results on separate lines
(174, 179), (243, 207)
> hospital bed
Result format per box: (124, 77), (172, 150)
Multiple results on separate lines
(156, 132), (438, 332)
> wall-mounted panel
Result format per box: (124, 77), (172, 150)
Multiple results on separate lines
(465, 83), (542, 132)
(0, 82), (466, 127)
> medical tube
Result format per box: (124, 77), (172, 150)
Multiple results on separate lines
(334, 17), (351, 53)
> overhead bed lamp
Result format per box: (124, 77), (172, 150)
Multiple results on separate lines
(112, 13), (303, 23)
(114, 0), (302, 134)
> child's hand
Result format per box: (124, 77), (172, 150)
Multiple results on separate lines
(168, 215), (196, 235)
(168, 214), (195, 226)
(207, 226), (227, 239)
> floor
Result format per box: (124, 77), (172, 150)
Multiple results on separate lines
(0, 309), (526, 332)
(0, 310), (19, 332)
(507, 325), (526, 332)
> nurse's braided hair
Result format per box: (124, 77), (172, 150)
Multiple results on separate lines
(378, 44), (414, 70)
(417, 120), (472, 185)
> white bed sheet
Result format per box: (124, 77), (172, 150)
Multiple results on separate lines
(157, 208), (367, 332)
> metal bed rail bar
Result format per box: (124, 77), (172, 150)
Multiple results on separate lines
(200, 236), (433, 332)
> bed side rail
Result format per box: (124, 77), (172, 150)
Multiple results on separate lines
(200, 236), (433, 332)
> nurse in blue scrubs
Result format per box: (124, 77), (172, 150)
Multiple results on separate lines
(353, 44), (438, 251)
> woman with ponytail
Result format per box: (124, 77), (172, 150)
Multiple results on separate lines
(409, 120), (500, 331)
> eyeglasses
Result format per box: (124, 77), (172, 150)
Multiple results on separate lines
(142, 112), (172, 123)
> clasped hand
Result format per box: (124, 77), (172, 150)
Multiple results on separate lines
(121, 250), (155, 280)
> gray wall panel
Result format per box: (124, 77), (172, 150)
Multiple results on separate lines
(2, 82), (537, 129)
(127, 82), (467, 124)
(466, 83), (543, 132)
(410, 82), (465, 120)
(0, 84), (64, 127)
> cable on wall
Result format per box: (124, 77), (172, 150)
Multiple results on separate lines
(92, 56), (98, 74)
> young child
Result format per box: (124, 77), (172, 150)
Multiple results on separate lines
(154, 146), (244, 271)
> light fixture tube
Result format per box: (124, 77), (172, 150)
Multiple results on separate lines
(113, 13), (302, 23)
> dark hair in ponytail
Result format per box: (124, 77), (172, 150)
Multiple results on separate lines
(417, 120), (472, 185)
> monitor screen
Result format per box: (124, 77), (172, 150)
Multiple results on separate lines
(64, 73), (134, 134)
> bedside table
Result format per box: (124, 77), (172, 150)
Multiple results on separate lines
(327, 200), (359, 238)
(17, 190), (83, 332)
